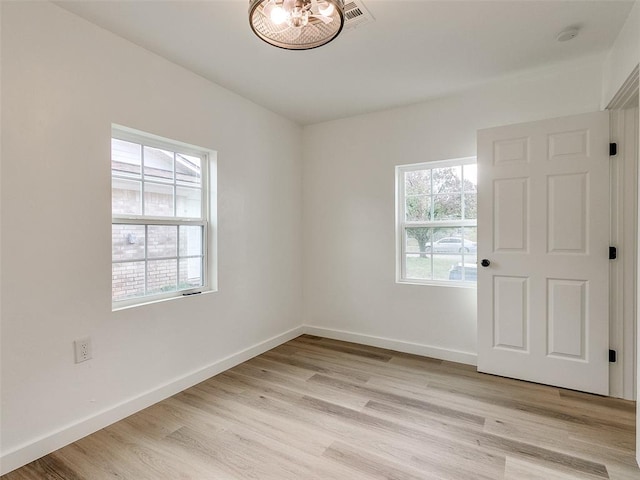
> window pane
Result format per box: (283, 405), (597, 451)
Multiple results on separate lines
(176, 186), (202, 218)
(148, 225), (177, 258)
(179, 258), (203, 289)
(144, 182), (174, 217)
(404, 170), (430, 195)
(432, 166), (461, 193)
(436, 255), (463, 281)
(429, 227), (461, 253)
(179, 226), (203, 257)
(144, 146), (174, 182)
(405, 255), (431, 280)
(464, 193), (477, 220)
(433, 194), (462, 220)
(112, 178), (141, 215)
(112, 261), (145, 301)
(460, 226), (478, 279)
(447, 225), (477, 283)
(147, 259), (177, 295)
(461, 265), (478, 282)
(463, 164), (477, 192)
(405, 227), (432, 255)
(112, 139), (141, 178)
(462, 226), (478, 253)
(406, 195), (431, 221)
(427, 226), (477, 282)
(176, 154), (202, 185)
(112, 224), (145, 261)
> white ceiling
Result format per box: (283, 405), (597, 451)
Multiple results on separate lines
(56, 0), (634, 125)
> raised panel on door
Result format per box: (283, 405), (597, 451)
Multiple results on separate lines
(546, 278), (587, 360)
(494, 178), (529, 252)
(494, 137), (530, 165)
(548, 129), (589, 161)
(547, 173), (588, 254)
(493, 276), (529, 352)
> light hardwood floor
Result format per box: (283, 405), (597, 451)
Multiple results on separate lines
(3, 335), (639, 479)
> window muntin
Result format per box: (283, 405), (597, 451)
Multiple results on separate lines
(397, 158), (477, 285)
(111, 131), (210, 307)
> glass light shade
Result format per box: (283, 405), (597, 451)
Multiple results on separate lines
(318, 1), (334, 16)
(249, 0), (345, 50)
(270, 5), (287, 24)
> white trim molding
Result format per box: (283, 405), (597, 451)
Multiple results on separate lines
(608, 106), (638, 401)
(607, 64), (639, 111)
(304, 325), (478, 366)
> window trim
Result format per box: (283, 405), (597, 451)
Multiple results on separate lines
(111, 125), (216, 309)
(396, 156), (477, 287)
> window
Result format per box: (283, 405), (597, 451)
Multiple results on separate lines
(397, 157), (477, 285)
(111, 127), (213, 307)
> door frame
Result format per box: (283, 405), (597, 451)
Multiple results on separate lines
(607, 65), (639, 401)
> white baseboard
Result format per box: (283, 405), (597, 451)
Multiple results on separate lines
(0, 325), (305, 476)
(303, 325), (478, 366)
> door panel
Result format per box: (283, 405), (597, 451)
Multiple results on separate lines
(494, 178), (529, 252)
(547, 278), (586, 359)
(547, 173), (587, 253)
(493, 276), (528, 351)
(477, 111), (609, 395)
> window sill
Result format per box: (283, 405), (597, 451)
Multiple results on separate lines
(112, 289), (216, 312)
(396, 279), (477, 289)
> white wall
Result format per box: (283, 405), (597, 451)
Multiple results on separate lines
(302, 57), (605, 363)
(602, 0), (640, 108)
(0, 1), (302, 473)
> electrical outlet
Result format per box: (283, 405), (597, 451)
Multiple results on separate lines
(74, 337), (92, 363)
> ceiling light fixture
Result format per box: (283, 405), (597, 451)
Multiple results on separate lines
(249, 0), (345, 50)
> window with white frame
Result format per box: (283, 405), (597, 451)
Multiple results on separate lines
(111, 128), (212, 307)
(397, 157), (477, 285)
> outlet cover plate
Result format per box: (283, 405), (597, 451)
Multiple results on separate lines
(74, 337), (92, 363)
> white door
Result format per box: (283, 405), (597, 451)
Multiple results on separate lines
(477, 112), (610, 395)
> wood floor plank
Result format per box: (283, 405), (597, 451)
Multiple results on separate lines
(323, 440), (441, 480)
(1, 454), (82, 480)
(3, 335), (638, 480)
(427, 382), (635, 431)
(105, 419), (229, 479)
(261, 349), (373, 383)
(362, 398), (609, 479)
(170, 385), (336, 457)
(308, 372), (486, 426)
(559, 389), (637, 412)
(503, 456), (594, 480)
(213, 369), (502, 478)
(291, 335), (394, 361)
(230, 361), (371, 410)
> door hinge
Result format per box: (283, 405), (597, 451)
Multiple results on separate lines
(610, 142), (617, 156)
(609, 349), (617, 363)
(609, 246), (617, 260)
